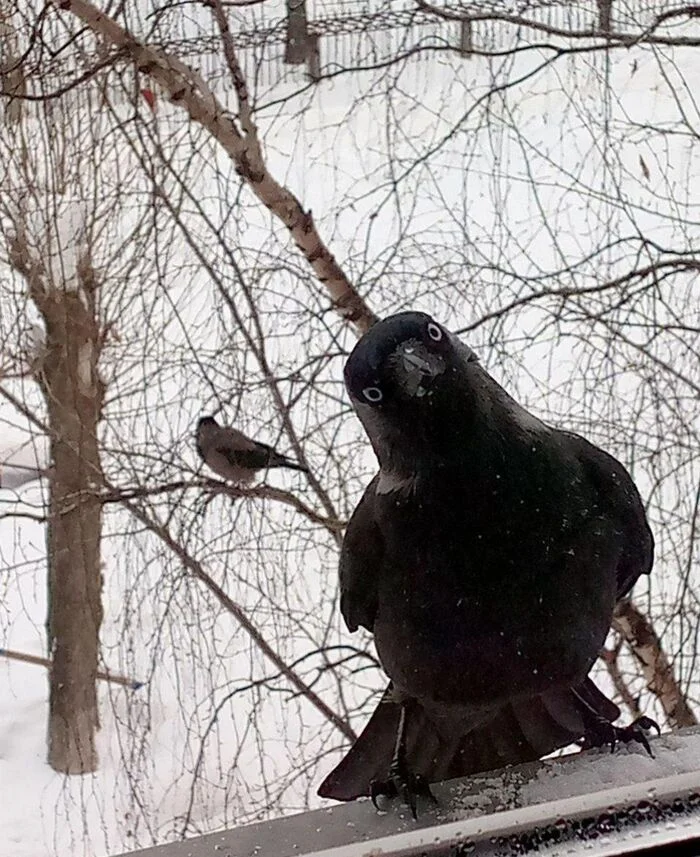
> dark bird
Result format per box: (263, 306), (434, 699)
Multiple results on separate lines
(318, 311), (656, 816)
(195, 416), (308, 484)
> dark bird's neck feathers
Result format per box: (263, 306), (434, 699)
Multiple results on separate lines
(367, 363), (550, 484)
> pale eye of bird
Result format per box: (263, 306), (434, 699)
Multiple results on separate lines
(362, 386), (383, 403)
(427, 322), (443, 342)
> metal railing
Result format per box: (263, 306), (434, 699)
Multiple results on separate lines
(117, 728), (700, 857)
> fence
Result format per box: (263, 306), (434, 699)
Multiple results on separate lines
(7, 0), (694, 106)
(155, 0), (693, 89)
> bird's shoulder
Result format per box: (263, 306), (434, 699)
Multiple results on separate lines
(557, 429), (654, 596)
(340, 476), (383, 633)
(559, 430), (645, 517)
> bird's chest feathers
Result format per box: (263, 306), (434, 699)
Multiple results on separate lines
(372, 467), (607, 705)
(377, 460), (572, 563)
(374, 456), (588, 633)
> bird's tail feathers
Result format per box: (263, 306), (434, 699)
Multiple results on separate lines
(268, 452), (308, 473)
(317, 689), (398, 801)
(317, 678), (620, 802)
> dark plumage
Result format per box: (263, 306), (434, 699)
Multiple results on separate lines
(318, 311), (655, 812)
(195, 416), (308, 484)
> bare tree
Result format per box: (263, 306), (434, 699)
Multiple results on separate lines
(8, 225), (106, 773)
(1, 4), (104, 774)
(0, 3), (160, 775)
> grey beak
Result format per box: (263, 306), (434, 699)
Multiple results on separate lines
(395, 341), (445, 396)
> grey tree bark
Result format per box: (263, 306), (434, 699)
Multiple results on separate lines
(8, 239), (105, 774)
(1, 1), (106, 774)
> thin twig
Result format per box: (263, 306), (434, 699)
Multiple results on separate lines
(601, 643), (642, 719)
(99, 477), (346, 532)
(52, 0), (378, 332)
(0, 647), (143, 689)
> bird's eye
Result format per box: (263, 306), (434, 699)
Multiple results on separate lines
(362, 386), (383, 403)
(427, 322), (443, 342)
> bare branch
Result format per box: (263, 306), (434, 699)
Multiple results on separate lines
(0, 647), (143, 689)
(100, 477), (347, 533)
(416, 0), (700, 46)
(51, 0), (378, 333)
(119, 495), (358, 743)
(613, 601), (698, 728)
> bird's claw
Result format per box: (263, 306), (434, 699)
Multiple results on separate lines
(583, 714), (660, 757)
(370, 767), (436, 819)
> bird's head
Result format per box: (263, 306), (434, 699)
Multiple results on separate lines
(344, 312), (480, 467)
(195, 416), (220, 448)
(197, 416), (219, 430)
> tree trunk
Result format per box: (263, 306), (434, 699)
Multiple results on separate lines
(3, 14), (107, 768)
(34, 259), (105, 773)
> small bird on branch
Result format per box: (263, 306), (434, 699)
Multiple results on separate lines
(195, 415), (308, 485)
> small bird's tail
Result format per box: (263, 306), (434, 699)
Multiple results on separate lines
(268, 451), (309, 473)
(317, 678), (619, 802)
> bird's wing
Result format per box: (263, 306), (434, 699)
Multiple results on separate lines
(564, 431), (654, 600)
(215, 444), (269, 471)
(340, 476), (383, 633)
(219, 426), (259, 451)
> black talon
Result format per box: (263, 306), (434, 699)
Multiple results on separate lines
(370, 703), (437, 819)
(370, 778), (398, 811)
(371, 766), (435, 819)
(615, 715), (660, 757)
(582, 712), (659, 758)
(635, 715), (661, 735)
(413, 772), (438, 804)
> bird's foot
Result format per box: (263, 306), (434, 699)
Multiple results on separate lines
(583, 714), (660, 757)
(370, 764), (436, 819)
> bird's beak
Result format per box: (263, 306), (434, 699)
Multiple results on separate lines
(393, 340), (445, 397)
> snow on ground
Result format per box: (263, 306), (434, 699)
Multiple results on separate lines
(1, 13), (699, 857)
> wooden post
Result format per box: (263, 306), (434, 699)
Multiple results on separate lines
(597, 0), (613, 32)
(307, 33), (321, 81)
(458, 19), (473, 57)
(285, 0), (309, 64)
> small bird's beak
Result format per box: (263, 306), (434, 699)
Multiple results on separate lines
(393, 340), (445, 397)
